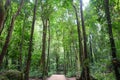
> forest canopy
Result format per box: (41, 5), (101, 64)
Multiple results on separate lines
(0, 0), (120, 80)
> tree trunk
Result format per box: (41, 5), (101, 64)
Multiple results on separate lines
(80, 0), (90, 80)
(5, 51), (8, 69)
(104, 0), (120, 80)
(24, 0), (37, 80)
(0, 1), (5, 32)
(46, 19), (50, 76)
(40, 19), (48, 79)
(72, 2), (83, 66)
(0, 0), (11, 35)
(56, 54), (59, 73)
(72, 3), (83, 78)
(0, 0), (24, 66)
(0, 10), (8, 35)
(89, 34), (94, 63)
(63, 32), (67, 75)
(63, 47), (66, 75)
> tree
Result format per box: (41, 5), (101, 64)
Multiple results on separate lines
(39, 1), (53, 79)
(46, 19), (50, 76)
(0, 0), (24, 66)
(0, 0), (11, 35)
(24, 0), (37, 80)
(0, 0), (120, 79)
(104, 0), (120, 79)
(80, 0), (90, 80)
(0, 0), (5, 34)
(40, 18), (48, 80)
(72, 2), (83, 78)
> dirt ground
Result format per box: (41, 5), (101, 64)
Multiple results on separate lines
(29, 74), (76, 80)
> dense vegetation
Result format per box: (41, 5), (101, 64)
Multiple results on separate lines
(0, 0), (120, 80)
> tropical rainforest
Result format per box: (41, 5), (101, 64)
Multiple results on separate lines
(0, 0), (120, 80)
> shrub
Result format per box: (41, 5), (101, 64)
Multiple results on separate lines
(5, 70), (23, 80)
(0, 75), (9, 80)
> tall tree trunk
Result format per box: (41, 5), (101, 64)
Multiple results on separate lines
(40, 19), (48, 79)
(89, 34), (94, 63)
(80, 0), (90, 80)
(24, 0), (37, 80)
(46, 19), (50, 76)
(0, 0), (5, 32)
(56, 54), (59, 73)
(63, 46), (66, 75)
(0, 0), (11, 35)
(72, 2), (83, 66)
(5, 51), (8, 69)
(104, 0), (120, 80)
(63, 31), (67, 75)
(0, 0), (5, 29)
(66, 50), (69, 73)
(72, 3), (83, 78)
(0, 10), (8, 35)
(0, 0), (24, 66)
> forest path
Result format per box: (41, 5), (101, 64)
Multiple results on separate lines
(47, 74), (76, 80)
(47, 75), (66, 80)
(29, 74), (76, 80)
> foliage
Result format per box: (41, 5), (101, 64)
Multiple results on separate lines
(0, 70), (23, 80)
(0, 75), (9, 80)
(0, 0), (120, 79)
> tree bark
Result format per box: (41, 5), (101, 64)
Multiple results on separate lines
(24, 0), (37, 80)
(0, 10), (8, 35)
(73, 3), (83, 65)
(89, 34), (94, 63)
(104, 0), (120, 80)
(72, 3), (83, 78)
(80, 0), (90, 80)
(56, 54), (59, 73)
(0, 0), (11, 35)
(40, 19), (48, 80)
(46, 19), (50, 76)
(5, 51), (8, 69)
(0, 1), (5, 34)
(0, 0), (24, 66)
(63, 46), (67, 75)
